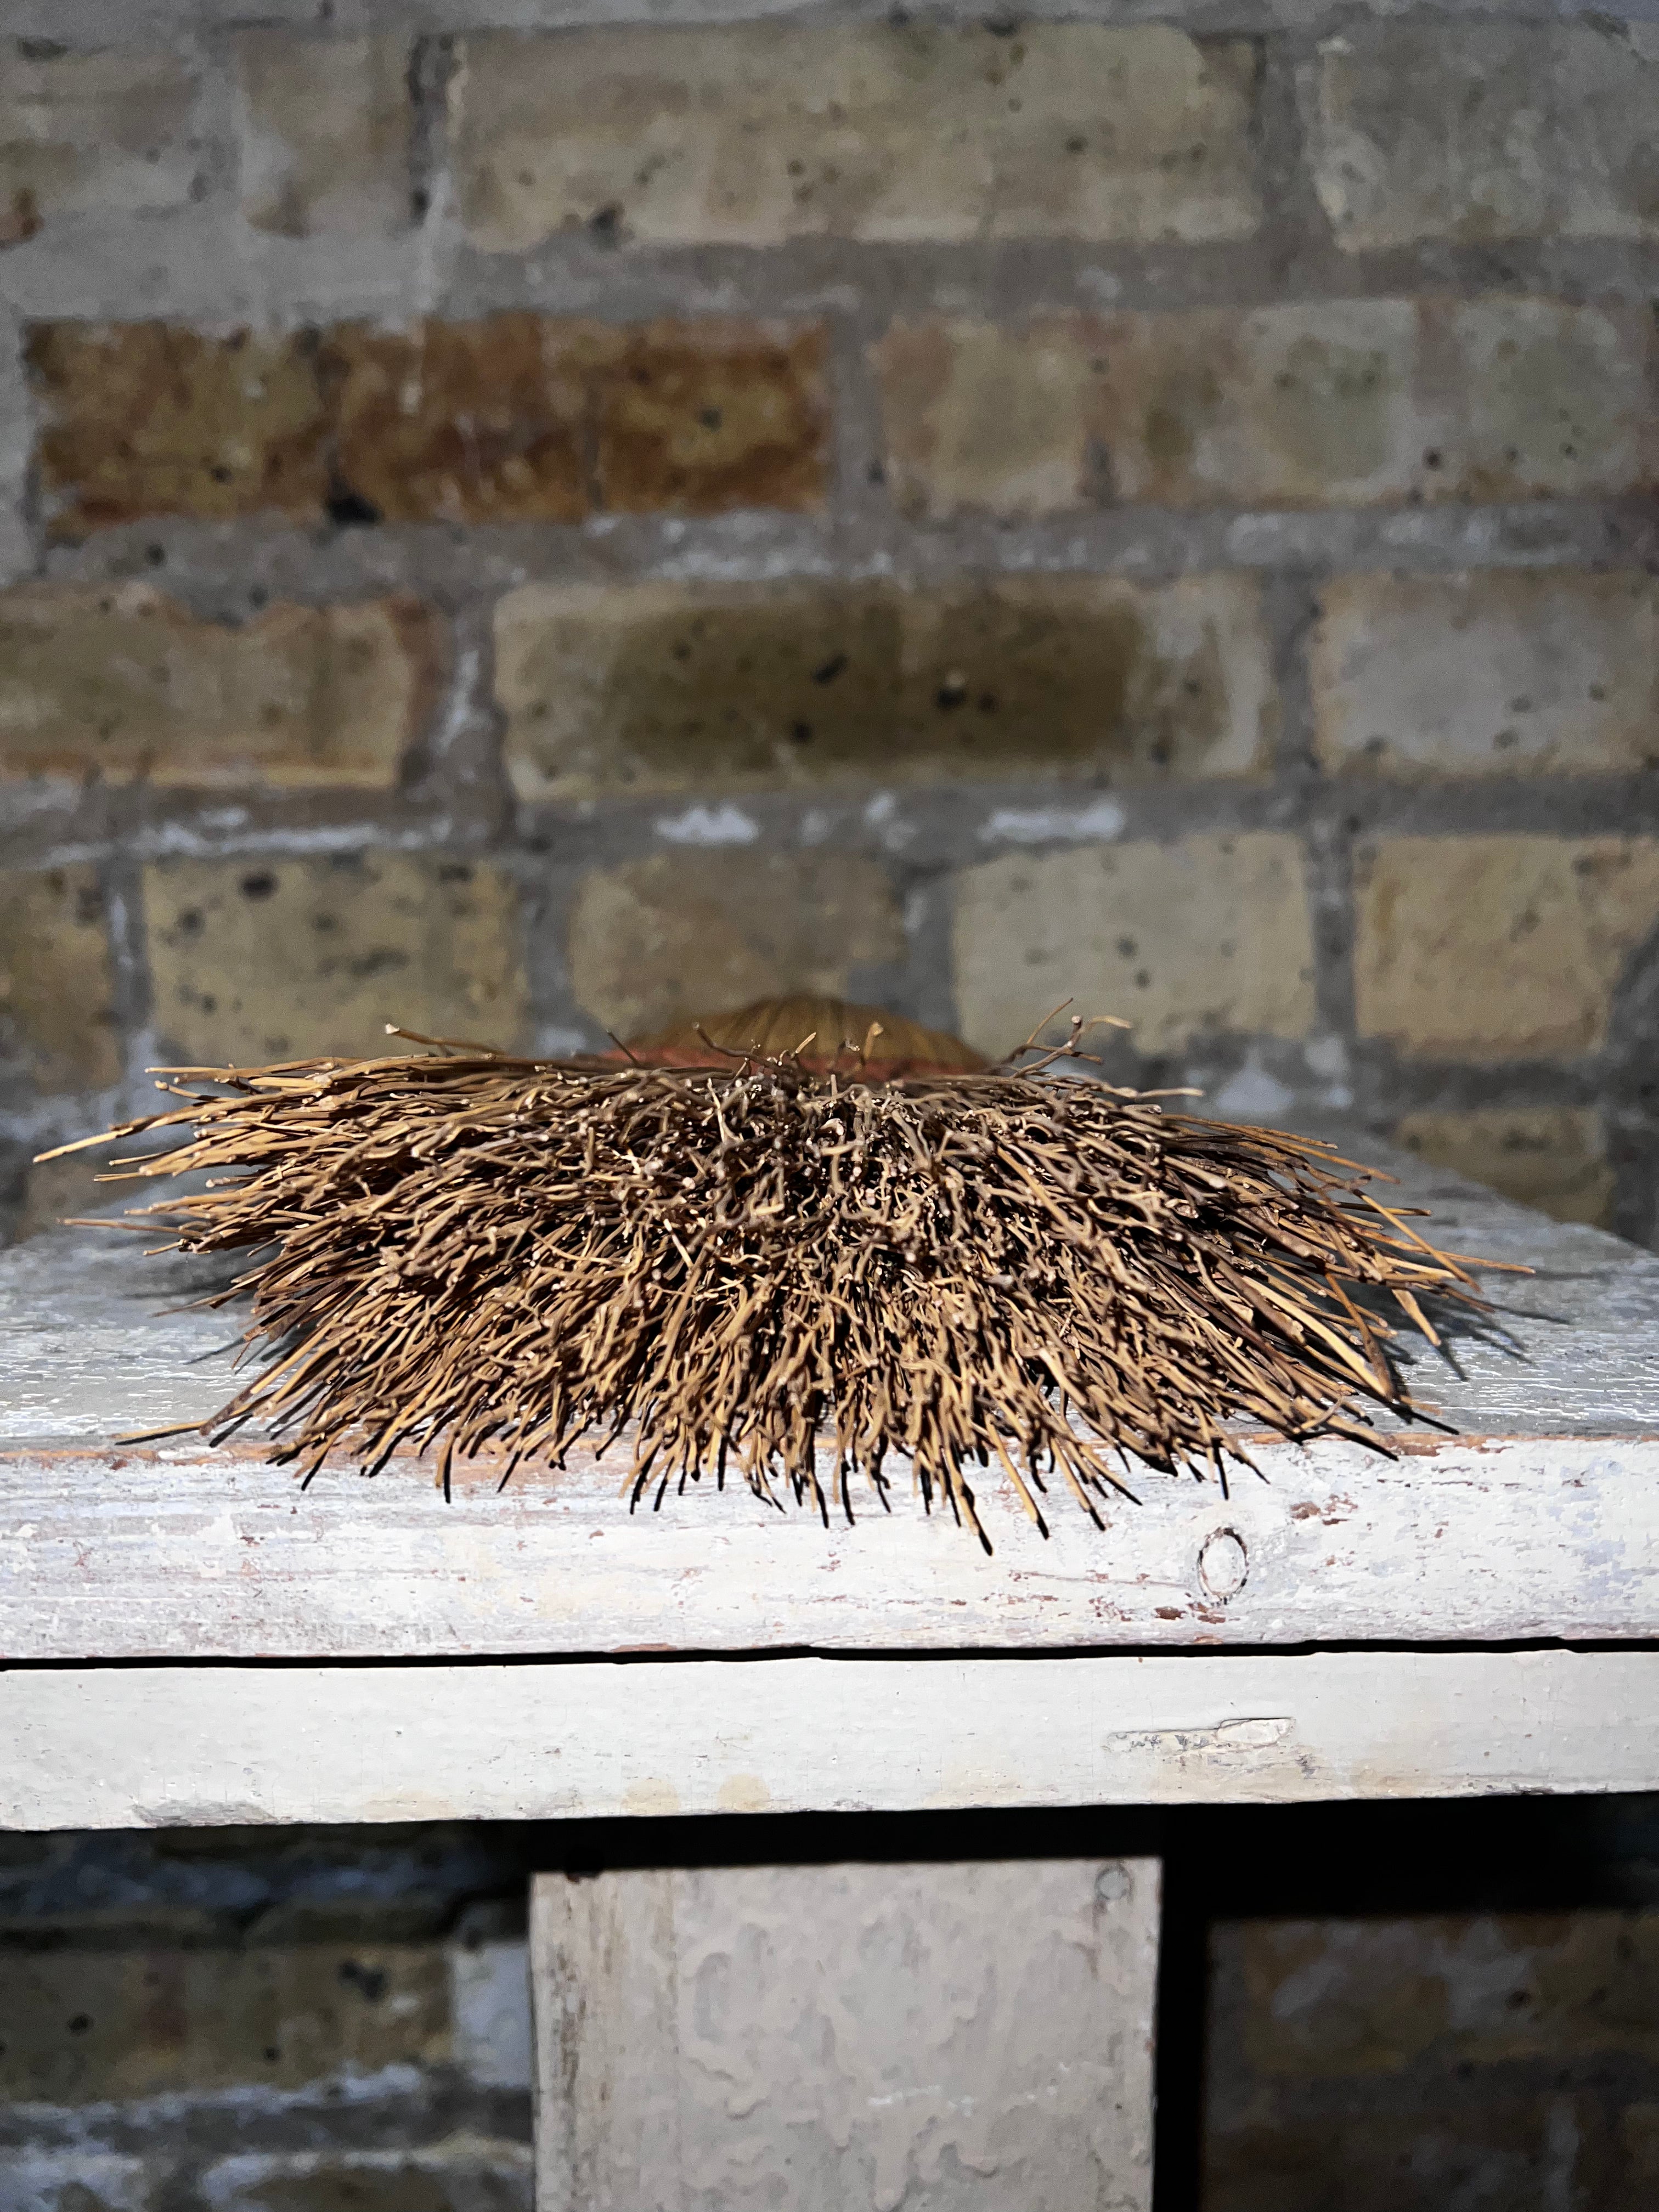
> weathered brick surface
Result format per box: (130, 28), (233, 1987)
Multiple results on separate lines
(0, 1942), (448, 2102)
(0, 1831), (537, 2209)
(234, 33), (411, 240)
(1354, 837), (1659, 1061)
(875, 320), (1118, 522)
(1312, 571), (1659, 777)
(951, 835), (1315, 1059)
(497, 573), (1272, 800)
(1306, 22), (1659, 251)
(566, 851), (904, 1041)
(1393, 1107), (1611, 1227)
(200, 2141), (533, 2212)
(1205, 1912), (1659, 2210)
(326, 315), (598, 527)
(30, 317), (828, 535)
(0, 585), (441, 787)
(874, 298), (1653, 518)
(0, 866), (119, 1095)
(319, 315), (828, 524)
(0, 48), (199, 241)
(27, 325), (330, 539)
(590, 321), (827, 516)
(450, 22), (1259, 252)
(143, 855), (527, 1065)
(1206, 2104), (1612, 2212)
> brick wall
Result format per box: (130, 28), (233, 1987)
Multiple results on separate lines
(0, 1822), (535, 2212)
(0, 0), (1654, 1245)
(1206, 1909), (1659, 2208)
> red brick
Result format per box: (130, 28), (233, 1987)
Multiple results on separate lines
(325, 316), (828, 522)
(595, 321), (828, 515)
(29, 315), (830, 534)
(324, 315), (596, 525)
(27, 324), (329, 540)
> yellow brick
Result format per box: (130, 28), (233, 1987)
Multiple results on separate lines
(874, 319), (1111, 520)
(1308, 22), (1659, 250)
(0, 1942), (448, 2102)
(451, 23), (1259, 250)
(0, 48), (199, 234)
(1392, 1107), (1612, 1226)
(0, 865), (120, 1093)
(873, 297), (1651, 518)
(143, 855), (528, 1066)
(1354, 837), (1659, 1060)
(234, 32), (411, 239)
(0, 585), (441, 787)
(567, 851), (904, 1041)
(1311, 571), (1659, 776)
(1224, 1911), (1659, 2081)
(951, 834), (1315, 1059)
(1443, 296), (1652, 503)
(496, 573), (1272, 799)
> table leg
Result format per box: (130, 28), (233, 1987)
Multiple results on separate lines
(530, 1856), (1160, 2211)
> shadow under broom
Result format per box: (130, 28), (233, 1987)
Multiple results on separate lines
(43, 995), (1504, 1551)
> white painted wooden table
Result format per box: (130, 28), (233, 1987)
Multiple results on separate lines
(4, 1127), (1659, 1830)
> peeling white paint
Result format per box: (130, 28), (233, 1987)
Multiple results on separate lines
(979, 799), (1127, 845)
(8, 1650), (1659, 1830)
(652, 801), (760, 845)
(862, 790), (916, 851)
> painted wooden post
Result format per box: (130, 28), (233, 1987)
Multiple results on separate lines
(529, 1860), (1160, 2212)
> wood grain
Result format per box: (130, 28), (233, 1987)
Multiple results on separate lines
(4, 1429), (1658, 1658)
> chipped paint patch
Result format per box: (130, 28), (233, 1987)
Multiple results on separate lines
(979, 798), (1127, 844)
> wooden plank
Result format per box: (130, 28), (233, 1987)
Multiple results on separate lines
(6, 1649), (1658, 1829)
(5, 1429), (1659, 1658)
(6, 1130), (1658, 1660)
(530, 1859), (1159, 2212)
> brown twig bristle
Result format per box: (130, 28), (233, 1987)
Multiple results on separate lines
(58, 1017), (1503, 1551)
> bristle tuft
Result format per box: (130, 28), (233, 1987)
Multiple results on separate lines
(75, 1029), (1498, 1547)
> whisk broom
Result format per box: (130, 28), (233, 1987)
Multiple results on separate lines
(43, 994), (1495, 1551)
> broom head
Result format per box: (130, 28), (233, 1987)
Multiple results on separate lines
(47, 995), (1499, 1550)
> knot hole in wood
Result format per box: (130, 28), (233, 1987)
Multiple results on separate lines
(1197, 1527), (1249, 1602)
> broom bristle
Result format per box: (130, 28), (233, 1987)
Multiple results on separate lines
(622, 995), (987, 1076)
(59, 1000), (1497, 1550)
